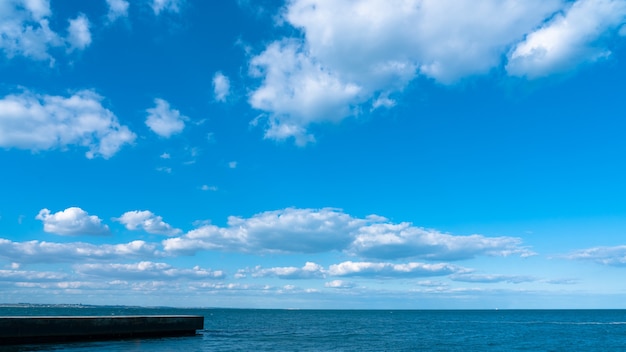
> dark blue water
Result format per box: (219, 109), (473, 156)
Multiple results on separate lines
(2, 306), (626, 351)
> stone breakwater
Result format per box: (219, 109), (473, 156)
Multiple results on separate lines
(0, 315), (204, 344)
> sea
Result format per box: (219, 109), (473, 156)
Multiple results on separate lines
(1, 305), (626, 351)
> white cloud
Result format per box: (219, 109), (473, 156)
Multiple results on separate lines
(249, 39), (361, 145)
(201, 185), (218, 191)
(66, 14), (91, 51)
(324, 280), (355, 289)
(507, 0), (626, 78)
(239, 262), (325, 279)
(248, 0), (563, 144)
(0, 0), (62, 62)
(22, 0), (51, 20)
(0, 2), (98, 62)
(160, 152), (171, 159)
(564, 245), (626, 266)
(0, 90), (136, 159)
(151, 0), (184, 15)
(327, 261), (462, 278)
(75, 261), (224, 280)
(213, 72), (231, 102)
(163, 208), (533, 261)
(36, 207), (110, 236)
(0, 269), (67, 282)
(239, 260), (467, 280)
(116, 210), (181, 236)
(145, 98), (187, 138)
(228, 161), (237, 169)
(350, 222), (535, 260)
(106, 0), (130, 22)
(0, 238), (159, 264)
(162, 208), (361, 254)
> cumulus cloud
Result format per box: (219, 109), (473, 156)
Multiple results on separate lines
(249, 40), (362, 145)
(327, 261), (462, 278)
(151, 0), (184, 15)
(0, 0), (62, 61)
(564, 245), (626, 266)
(66, 14), (91, 51)
(0, 269), (67, 282)
(0, 90), (135, 158)
(145, 98), (187, 138)
(238, 262), (325, 279)
(238, 260), (465, 280)
(213, 72), (231, 102)
(284, 0), (561, 83)
(162, 208), (362, 255)
(248, 0), (564, 144)
(325, 280), (355, 289)
(0, 238), (159, 264)
(36, 207), (110, 236)
(350, 222), (535, 260)
(116, 210), (181, 236)
(0, 2), (95, 61)
(75, 261), (224, 280)
(507, 0), (626, 78)
(163, 208), (533, 261)
(106, 0), (130, 22)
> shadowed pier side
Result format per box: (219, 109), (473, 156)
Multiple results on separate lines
(0, 315), (204, 344)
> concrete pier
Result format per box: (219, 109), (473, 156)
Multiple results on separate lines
(0, 315), (204, 344)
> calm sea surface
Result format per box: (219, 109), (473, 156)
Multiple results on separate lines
(1, 306), (626, 351)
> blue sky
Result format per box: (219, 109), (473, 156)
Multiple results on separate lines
(1, 0), (626, 309)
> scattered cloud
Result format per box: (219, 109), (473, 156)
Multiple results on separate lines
(75, 261), (224, 280)
(350, 222), (535, 260)
(248, 0), (564, 144)
(249, 39), (360, 145)
(36, 207), (110, 236)
(116, 210), (181, 236)
(246, 0), (626, 144)
(0, 269), (67, 282)
(201, 185), (218, 191)
(0, 0), (62, 62)
(162, 208), (533, 260)
(328, 261), (462, 278)
(239, 262), (325, 279)
(151, 0), (184, 15)
(564, 245), (626, 266)
(159, 152), (171, 159)
(0, 90), (136, 159)
(239, 260), (469, 280)
(507, 0), (626, 78)
(145, 98), (187, 138)
(106, 0), (130, 22)
(162, 208), (361, 255)
(325, 280), (355, 289)
(0, 238), (159, 264)
(213, 72), (231, 102)
(66, 14), (91, 51)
